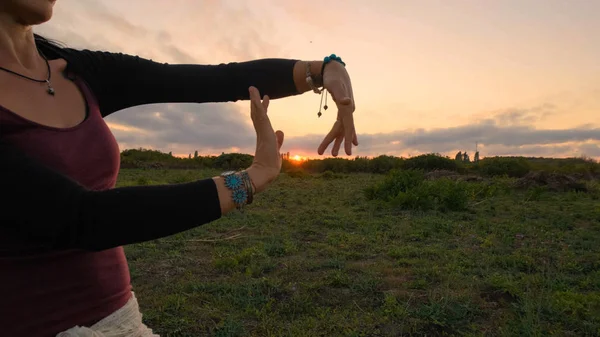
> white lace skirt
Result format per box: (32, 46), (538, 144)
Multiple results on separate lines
(56, 292), (159, 337)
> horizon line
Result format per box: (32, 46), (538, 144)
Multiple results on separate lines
(121, 148), (599, 162)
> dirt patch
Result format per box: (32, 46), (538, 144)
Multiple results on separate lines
(480, 288), (518, 308)
(570, 172), (598, 181)
(380, 275), (413, 291)
(513, 171), (588, 192)
(424, 170), (459, 179)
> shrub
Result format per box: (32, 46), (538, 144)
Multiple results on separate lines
(286, 168), (308, 178)
(136, 177), (152, 185)
(475, 157), (531, 178)
(368, 155), (404, 173)
(403, 154), (459, 172)
(391, 178), (470, 212)
(364, 169), (425, 201)
(321, 170), (344, 180)
(365, 169), (474, 211)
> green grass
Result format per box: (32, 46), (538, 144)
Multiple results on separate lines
(117, 169), (600, 337)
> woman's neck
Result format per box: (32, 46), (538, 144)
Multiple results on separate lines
(0, 13), (43, 71)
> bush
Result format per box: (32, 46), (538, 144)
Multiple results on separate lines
(391, 178), (470, 212)
(365, 169), (474, 211)
(286, 168), (309, 178)
(212, 153), (253, 170)
(119, 148), (596, 177)
(369, 155), (404, 173)
(475, 157), (531, 178)
(364, 169), (425, 201)
(321, 170), (344, 180)
(403, 154), (459, 172)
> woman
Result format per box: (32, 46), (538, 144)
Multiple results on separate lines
(0, 1), (357, 336)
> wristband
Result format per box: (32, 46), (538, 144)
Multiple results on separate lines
(320, 54), (346, 78)
(315, 54), (345, 118)
(305, 61), (322, 94)
(221, 170), (254, 211)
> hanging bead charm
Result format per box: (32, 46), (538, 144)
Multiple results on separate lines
(317, 88), (325, 118)
(315, 53), (347, 119)
(0, 48), (56, 96)
(46, 80), (55, 96)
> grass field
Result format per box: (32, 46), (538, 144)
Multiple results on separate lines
(117, 169), (600, 337)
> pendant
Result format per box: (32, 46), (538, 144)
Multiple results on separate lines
(46, 80), (55, 96)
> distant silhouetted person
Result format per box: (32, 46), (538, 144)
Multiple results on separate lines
(463, 151), (470, 163)
(455, 151), (463, 161)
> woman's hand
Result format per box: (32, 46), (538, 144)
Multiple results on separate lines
(246, 86), (285, 193)
(318, 61), (358, 157)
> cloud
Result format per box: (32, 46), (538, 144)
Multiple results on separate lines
(266, 0), (348, 28)
(82, 1), (148, 38)
(35, 0), (199, 64)
(491, 103), (557, 126)
(577, 143), (600, 157)
(192, 1), (285, 61)
(158, 45), (198, 65)
(105, 103), (255, 155)
(104, 102), (600, 159)
(34, 1), (600, 160)
(37, 0), (284, 63)
(282, 121), (600, 157)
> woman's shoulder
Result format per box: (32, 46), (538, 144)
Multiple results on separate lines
(35, 35), (84, 67)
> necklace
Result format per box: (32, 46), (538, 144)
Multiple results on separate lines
(0, 49), (55, 96)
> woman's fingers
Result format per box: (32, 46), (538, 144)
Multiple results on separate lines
(249, 86), (260, 122)
(342, 113), (355, 155)
(318, 121), (342, 155)
(332, 133), (344, 156)
(275, 130), (284, 150)
(249, 87), (275, 134)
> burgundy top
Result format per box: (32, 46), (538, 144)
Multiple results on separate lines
(0, 76), (131, 336)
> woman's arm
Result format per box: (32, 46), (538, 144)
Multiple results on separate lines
(60, 47), (323, 117)
(0, 140), (262, 251)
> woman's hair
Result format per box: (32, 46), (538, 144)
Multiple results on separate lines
(33, 33), (66, 49)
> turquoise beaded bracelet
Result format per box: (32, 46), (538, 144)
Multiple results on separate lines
(320, 54), (346, 77)
(314, 54), (346, 117)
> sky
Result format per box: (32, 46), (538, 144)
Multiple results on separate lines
(36, 0), (600, 159)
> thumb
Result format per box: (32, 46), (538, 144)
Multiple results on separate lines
(275, 130), (284, 150)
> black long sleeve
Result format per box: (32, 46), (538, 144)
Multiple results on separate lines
(54, 47), (300, 117)
(2, 39), (293, 251)
(0, 140), (222, 251)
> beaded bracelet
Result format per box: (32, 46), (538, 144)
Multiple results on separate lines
(320, 54), (345, 78)
(314, 54), (346, 118)
(221, 170), (254, 211)
(241, 170), (254, 205)
(305, 62), (322, 94)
